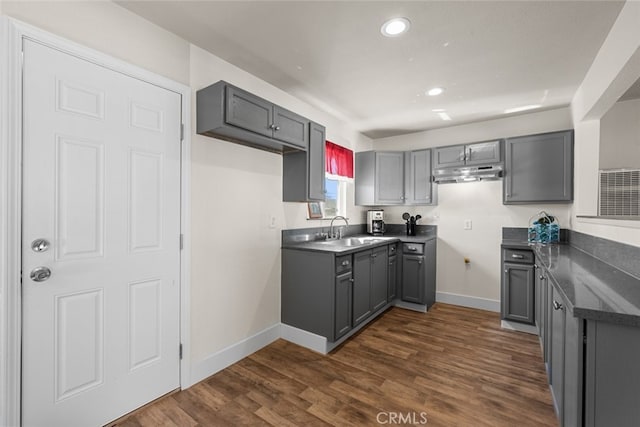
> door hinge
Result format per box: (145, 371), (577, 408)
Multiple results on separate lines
(180, 123), (184, 141)
(179, 343), (183, 360)
(180, 234), (184, 250)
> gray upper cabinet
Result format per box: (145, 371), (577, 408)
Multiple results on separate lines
(433, 145), (465, 168)
(405, 149), (433, 205)
(375, 152), (405, 204)
(197, 80), (311, 153)
(503, 130), (573, 204)
(433, 140), (501, 169)
(465, 141), (502, 165)
(272, 105), (310, 148)
(355, 150), (435, 206)
(225, 85), (273, 138)
(283, 121), (325, 202)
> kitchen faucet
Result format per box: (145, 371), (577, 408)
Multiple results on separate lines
(329, 216), (349, 239)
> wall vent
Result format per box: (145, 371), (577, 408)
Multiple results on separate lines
(599, 169), (640, 217)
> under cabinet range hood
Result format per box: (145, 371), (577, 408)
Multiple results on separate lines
(433, 164), (504, 184)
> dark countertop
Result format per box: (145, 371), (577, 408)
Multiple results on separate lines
(502, 236), (640, 326)
(283, 233), (436, 255)
(535, 244), (640, 327)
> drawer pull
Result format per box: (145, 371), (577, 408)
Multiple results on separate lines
(511, 254), (525, 259)
(408, 247), (417, 251)
(341, 260), (350, 266)
(553, 300), (563, 311)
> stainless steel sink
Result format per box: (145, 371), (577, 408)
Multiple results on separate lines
(317, 236), (394, 247)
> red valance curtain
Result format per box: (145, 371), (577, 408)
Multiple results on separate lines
(325, 141), (354, 178)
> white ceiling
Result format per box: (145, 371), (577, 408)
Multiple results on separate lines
(118, 1), (624, 139)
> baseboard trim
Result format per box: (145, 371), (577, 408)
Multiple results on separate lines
(436, 292), (500, 312)
(280, 324), (328, 354)
(188, 323), (280, 387)
(501, 320), (538, 335)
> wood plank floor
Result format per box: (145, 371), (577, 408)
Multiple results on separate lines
(115, 304), (558, 426)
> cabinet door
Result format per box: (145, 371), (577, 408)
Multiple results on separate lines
(550, 284), (566, 421)
(273, 105), (309, 150)
(401, 254), (424, 304)
(353, 250), (372, 326)
(433, 145), (465, 168)
(423, 239), (437, 309)
(225, 85), (273, 137)
(405, 149), (433, 205)
(308, 122), (326, 201)
(502, 263), (535, 324)
(335, 271), (353, 340)
(465, 140), (501, 165)
(371, 246), (388, 312)
(504, 130), (573, 204)
(375, 152), (405, 204)
(388, 255), (397, 301)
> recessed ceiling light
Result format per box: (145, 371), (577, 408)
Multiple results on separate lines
(427, 87), (445, 96)
(504, 104), (541, 114)
(381, 17), (410, 37)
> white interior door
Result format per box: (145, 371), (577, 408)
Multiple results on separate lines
(21, 39), (182, 427)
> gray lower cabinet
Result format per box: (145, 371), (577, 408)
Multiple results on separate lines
(282, 244), (393, 343)
(388, 244), (398, 301)
(501, 248), (535, 324)
(353, 250), (373, 325)
(354, 246), (388, 326)
(400, 240), (436, 307)
(283, 121), (326, 202)
(334, 270), (353, 340)
(547, 278), (583, 427)
(503, 130), (573, 204)
(585, 321), (640, 427)
(355, 150), (435, 206)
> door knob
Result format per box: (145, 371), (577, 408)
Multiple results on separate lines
(31, 238), (50, 252)
(30, 266), (51, 282)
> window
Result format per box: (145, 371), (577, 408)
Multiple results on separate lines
(308, 141), (352, 219)
(323, 176), (347, 217)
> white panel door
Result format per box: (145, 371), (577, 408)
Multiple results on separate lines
(21, 39), (181, 427)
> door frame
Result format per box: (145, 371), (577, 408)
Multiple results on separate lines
(0, 17), (192, 427)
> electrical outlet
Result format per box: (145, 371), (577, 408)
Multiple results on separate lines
(269, 215), (277, 229)
(464, 219), (472, 230)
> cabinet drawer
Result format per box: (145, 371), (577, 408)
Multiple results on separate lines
(503, 248), (534, 264)
(403, 243), (424, 255)
(336, 255), (352, 274)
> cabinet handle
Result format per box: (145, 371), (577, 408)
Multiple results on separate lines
(349, 278), (354, 283)
(418, 260), (423, 265)
(408, 247), (417, 251)
(274, 125), (281, 131)
(341, 260), (350, 266)
(371, 254), (378, 258)
(540, 275), (545, 280)
(534, 264), (538, 269)
(511, 254), (524, 259)
(553, 300), (563, 311)
(505, 269), (508, 273)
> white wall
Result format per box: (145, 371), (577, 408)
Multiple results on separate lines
(1, 1), (190, 84)
(373, 108), (573, 305)
(571, 1), (640, 247)
(1, 1), (372, 386)
(600, 98), (640, 169)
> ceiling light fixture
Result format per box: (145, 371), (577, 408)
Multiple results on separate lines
(427, 87), (445, 96)
(504, 104), (542, 114)
(381, 17), (411, 37)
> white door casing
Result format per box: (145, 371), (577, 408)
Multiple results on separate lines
(0, 17), (191, 426)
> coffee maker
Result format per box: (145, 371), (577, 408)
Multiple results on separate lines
(367, 210), (385, 235)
